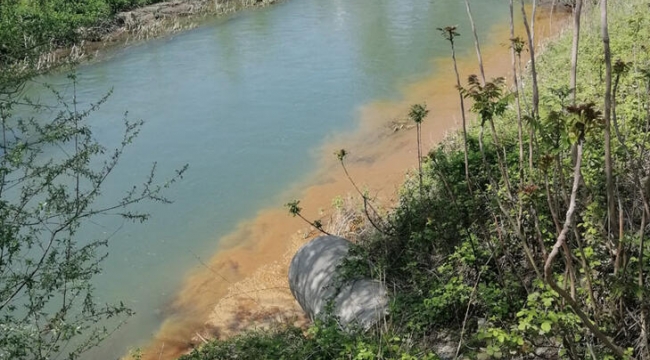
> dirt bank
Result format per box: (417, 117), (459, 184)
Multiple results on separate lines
(45, 0), (279, 67)
(132, 6), (571, 360)
(112, 0), (277, 34)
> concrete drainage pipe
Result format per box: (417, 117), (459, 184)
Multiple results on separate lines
(288, 235), (388, 329)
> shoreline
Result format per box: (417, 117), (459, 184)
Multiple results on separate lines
(39, 0), (281, 69)
(132, 5), (572, 360)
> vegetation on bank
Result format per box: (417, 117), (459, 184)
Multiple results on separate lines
(0, 0), (172, 64)
(181, 0), (650, 359)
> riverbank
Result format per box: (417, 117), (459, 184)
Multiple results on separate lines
(130, 5), (571, 360)
(2, 0), (280, 71)
(179, 0), (650, 357)
(95, 0), (280, 48)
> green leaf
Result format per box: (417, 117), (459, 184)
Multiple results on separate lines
(540, 321), (552, 333)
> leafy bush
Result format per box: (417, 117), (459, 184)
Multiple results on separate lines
(0, 0), (170, 66)
(179, 318), (438, 360)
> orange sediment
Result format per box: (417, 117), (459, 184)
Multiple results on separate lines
(134, 6), (570, 360)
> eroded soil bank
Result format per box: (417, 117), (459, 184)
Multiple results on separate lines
(112, 0), (277, 34)
(46, 0), (279, 66)
(133, 6), (570, 360)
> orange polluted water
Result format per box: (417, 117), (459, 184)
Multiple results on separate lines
(135, 6), (570, 360)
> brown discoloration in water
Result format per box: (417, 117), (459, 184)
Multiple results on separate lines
(134, 7), (570, 360)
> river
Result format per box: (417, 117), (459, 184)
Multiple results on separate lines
(26, 0), (542, 359)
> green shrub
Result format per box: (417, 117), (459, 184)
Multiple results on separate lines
(179, 319), (438, 360)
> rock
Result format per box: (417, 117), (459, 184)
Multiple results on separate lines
(535, 346), (556, 357)
(434, 343), (456, 360)
(431, 333), (457, 360)
(288, 235), (387, 329)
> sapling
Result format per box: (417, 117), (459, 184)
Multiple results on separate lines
(437, 26), (472, 193)
(544, 102), (625, 357)
(335, 149), (390, 235)
(408, 103), (428, 197)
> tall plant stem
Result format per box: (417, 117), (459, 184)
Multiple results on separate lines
(519, 0), (540, 118)
(417, 123), (423, 198)
(488, 119), (513, 197)
(639, 202), (649, 357)
(555, 153), (569, 206)
(572, 223), (597, 315)
(519, 0), (539, 174)
(449, 37), (472, 194)
(601, 0), (616, 239)
(510, 0), (525, 184)
(570, 0), (583, 104)
(636, 177), (650, 356)
(464, 0), (485, 85)
(544, 172), (562, 233)
(612, 67), (628, 149)
(530, 0), (537, 42)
